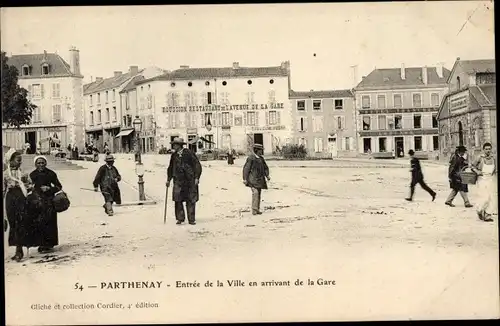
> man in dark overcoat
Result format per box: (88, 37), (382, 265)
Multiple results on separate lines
(93, 154), (122, 216)
(405, 149), (436, 202)
(445, 145), (472, 207)
(166, 137), (202, 225)
(243, 144), (270, 215)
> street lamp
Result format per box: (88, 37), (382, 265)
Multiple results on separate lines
(133, 116), (146, 201)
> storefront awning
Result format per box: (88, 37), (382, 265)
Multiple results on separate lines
(115, 129), (134, 138)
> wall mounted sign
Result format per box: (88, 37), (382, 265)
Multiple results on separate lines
(161, 103), (284, 113)
(449, 91), (469, 112)
(251, 125), (286, 131)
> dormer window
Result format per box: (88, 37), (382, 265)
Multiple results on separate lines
(22, 65), (30, 76)
(42, 63), (49, 75)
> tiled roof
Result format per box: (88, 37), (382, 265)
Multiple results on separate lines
(470, 85), (496, 106)
(83, 70), (144, 95)
(136, 65), (288, 85)
(355, 67), (451, 89)
(458, 59), (495, 75)
(119, 75), (145, 93)
(289, 89), (353, 99)
(7, 52), (77, 78)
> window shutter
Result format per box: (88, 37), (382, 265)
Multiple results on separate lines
(265, 111), (269, 126)
(277, 111), (281, 125)
(52, 84), (56, 98)
(319, 138), (323, 152)
(28, 85), (32, 99)
(255, 111), (260, 126)
(40, 84), (45, 99)
(165, 113), (170, 129)
(243, 112), (248, 126)
(201, 92), (208, 105)
(229, 112), (234, 126)
(200, 113), (205, 127)
(349, 137), (355, 150)
(341, 117), (346, 130)
(218, 112), (222, 126)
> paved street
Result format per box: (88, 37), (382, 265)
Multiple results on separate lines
(4, 155), (499, 324)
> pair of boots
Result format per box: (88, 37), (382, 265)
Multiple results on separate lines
(102, 202), (114, 216)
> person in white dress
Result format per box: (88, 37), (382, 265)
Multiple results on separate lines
(471, 142), (497, 222)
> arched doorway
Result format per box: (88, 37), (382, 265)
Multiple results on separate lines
(458, 121), (464, 146)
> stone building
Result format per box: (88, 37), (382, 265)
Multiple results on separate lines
(289, 90), (357, 158)
(437, 58), (496, 160)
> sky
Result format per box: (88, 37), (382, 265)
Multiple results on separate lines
(1, 2), (495, 90)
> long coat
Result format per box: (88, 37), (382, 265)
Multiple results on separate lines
(29, 168), (62, 247)
(448, 153), (469, 192)
(93, 164), (122, 204)
(167, 148), (202, 202)
(243, 154), (269, 189)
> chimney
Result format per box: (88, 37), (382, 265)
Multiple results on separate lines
(362, 76), (366, 80)
(232, 62), (239, 69)
(96, 77), (103, 82)
(400, 63), (406, 80)
(129, 65), (139, 75)
(436, 63), (444, 79)
(68, 46), (81, 75)
(180, 65), (189, 69)
(422, 66), (428, 85)
(114, 71), (122, 77)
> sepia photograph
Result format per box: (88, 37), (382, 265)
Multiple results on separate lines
(1, 1), (498, 324)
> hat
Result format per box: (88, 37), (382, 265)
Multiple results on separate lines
(104, 154), (115, 162)
(33, 155), (47, 164)
(456, 145), (467, 152)
(253, 144), (264, 150)
(170, 137), (186, 145)
(408, 150), (415, 155)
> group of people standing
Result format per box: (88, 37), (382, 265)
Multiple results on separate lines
(406, 142), (497, 222)
(3, 149), (63, 262)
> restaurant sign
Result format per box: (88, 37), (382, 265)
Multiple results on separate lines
(162, 103), (284, 113)
(250, 125), (286, 131)
(449, 91), (469, 113)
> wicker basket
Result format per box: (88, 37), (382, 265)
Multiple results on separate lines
(460, 171), (478, 185)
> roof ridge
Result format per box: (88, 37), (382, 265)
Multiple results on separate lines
(475, 85), (493, 105)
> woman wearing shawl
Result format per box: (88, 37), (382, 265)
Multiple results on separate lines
(30, 155), (63, 252)
(3, 149), (35, 261)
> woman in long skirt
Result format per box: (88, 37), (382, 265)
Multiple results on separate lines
(3, 149), (36, 261)
(471, 142), (497, 222)
(30, 155), (63, 252)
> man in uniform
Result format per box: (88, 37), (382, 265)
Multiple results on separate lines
(166, 137), (202, 225)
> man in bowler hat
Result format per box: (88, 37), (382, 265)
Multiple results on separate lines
(405, 149), (436, 202)
(166, 137), (202, 225)
(243, 143), (270, 215)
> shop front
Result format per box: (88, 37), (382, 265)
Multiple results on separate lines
(2, 125), (68, 154)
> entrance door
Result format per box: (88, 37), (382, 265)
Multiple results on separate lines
(187, 134), (197, 153)
(395, 137), (404, 157)
(25, 131), (36, 154)
(253, 133), (263, 146)
(328, 137), (337, 158)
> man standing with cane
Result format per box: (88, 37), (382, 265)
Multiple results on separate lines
(165, 137), (202, 225)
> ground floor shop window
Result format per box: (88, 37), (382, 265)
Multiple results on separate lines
(363, 138), (372, 153)
(433, 136), (439, 151)
(414, 136), (422, 151)
(378, 137), (387, 152)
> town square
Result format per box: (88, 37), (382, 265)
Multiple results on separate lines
(1, 2), (498, 324)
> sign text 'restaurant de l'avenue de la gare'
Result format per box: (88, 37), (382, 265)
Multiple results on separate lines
(162, 103), (285, 113)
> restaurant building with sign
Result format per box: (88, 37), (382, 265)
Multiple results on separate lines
(354, 64), (450, 158)
(437, 58), (496, 160)
(2, 47), (85, 153)
(133, 61), (292, 155)
(289, 90), (356, 158)
(83, 66), (164, 153)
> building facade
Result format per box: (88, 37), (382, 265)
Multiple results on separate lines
(3, 47), (85, 153)
(289, 90), (356, 158)
(354, 64), (450, 158)
(83, 66), (164, 153)
(134, 62), (292, 155)
(437, 58), (496, 160)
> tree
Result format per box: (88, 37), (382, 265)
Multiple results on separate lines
(1, 51), (36, 128)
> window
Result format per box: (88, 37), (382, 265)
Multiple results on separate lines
(412, 94), (422, 107)
(189, 113), (197, 128)
(247, 111), (256, 126)
(314, 138), (324, 153)
(433, 136), (439, 150)
(313, 100), (322, 110)
(106, 108), (110, 122)
(337, 116), (343, 130)
(334, 99), (343, 110)
(22, 65), (30, 76)
(246, 92), (255, 104)
(97, 110), (102, 123)
(204, 113), (213, 126)
(345, 137), (350, 151)
(42, 64), (49, 75)
(362, 95), (371, 108)
(52, 104), (62, 122)
(362, 116), (371, 130)
(97, 93), (101, 103)
(90, 112), (94, 125)
(395, 115), (402, 129)
(413, 114), (422, 129)
(268, 90), (276, 103)
(207, 92), (212, 104)
(457, 76), (461, 90)
(105, 91), (109, 103)
(113, 107), (117, 121)
(313, 116), (323, 132)
(52, 83), (60, 98)
(432, 114), (438, 128)
(377, 95), (386, 108)
(378, 115), (387, 130)
(90, 95), (93, 106)
(205, 135), (214, 149)
(476, 73), (496, 85)
(299, 117), (306, 131)
(363, 138), (372, 153)
(431, 93), (440, 107)
(31, 84), (42, 98)
(112, 90), (116, 102)
(393, 94), (402, 108)
(269, 111), (278, 125)
(414, 136), (422, 151)
(222, 112), (230, 126)
(297, 100), (305, 111)
(32, 106), (41, 123)
(378, 137), (387, 152)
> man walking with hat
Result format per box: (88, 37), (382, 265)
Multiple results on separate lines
(405, 149), (436, 202)
(166, 137), (202, 225)
(445, 145), (473, 207)
(243, 143), (270, 215)
(93, 154), (122, 216)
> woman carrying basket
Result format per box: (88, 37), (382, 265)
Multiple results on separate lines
(445, 145), (473, 208)
(471, 142), (497, 222)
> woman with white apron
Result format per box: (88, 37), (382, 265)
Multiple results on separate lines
(471, 142), (497, 222)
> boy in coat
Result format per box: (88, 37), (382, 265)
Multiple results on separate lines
(93, 154), (122, 216)
(405, 149), (436, 201)
(243, 144), (270, 215)
(166, 137), (202, 225)
(445, 145), (472, 207)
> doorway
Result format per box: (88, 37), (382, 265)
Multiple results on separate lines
(363, 138), (372, 153)
(24, 131), (36, 154)
(395, 137), (404, 157)
(253, 133), (263, 146)
(187, 134), (197, 153)
(328, 136), (338, 158)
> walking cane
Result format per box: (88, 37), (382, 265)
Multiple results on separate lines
(163, 185), (169, 224)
